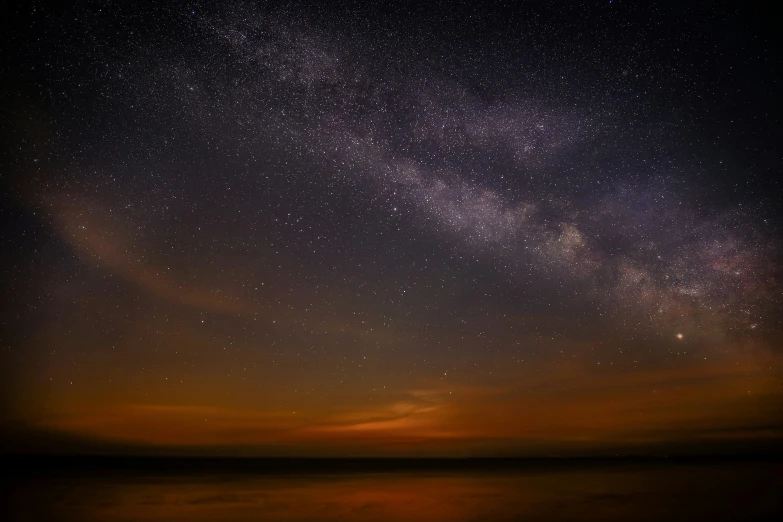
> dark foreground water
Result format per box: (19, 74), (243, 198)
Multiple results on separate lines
(7, 459), (783, 521)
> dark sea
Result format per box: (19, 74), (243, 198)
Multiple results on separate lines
(7, 458), (782, 521)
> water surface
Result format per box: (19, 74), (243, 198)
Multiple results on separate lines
(9, 460), (782, 521)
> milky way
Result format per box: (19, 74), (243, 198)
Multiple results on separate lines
(67, 4), (778, 341)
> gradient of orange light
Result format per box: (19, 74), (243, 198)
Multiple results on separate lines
(35, 351), (783, 453)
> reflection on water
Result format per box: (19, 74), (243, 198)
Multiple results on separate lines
(9, 462), (782, 521)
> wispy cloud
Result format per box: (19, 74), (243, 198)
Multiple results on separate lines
(38, 192), (401, 342)
(45, 194), (262, 317)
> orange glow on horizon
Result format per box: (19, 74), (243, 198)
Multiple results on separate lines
(28, 352), (783, 456)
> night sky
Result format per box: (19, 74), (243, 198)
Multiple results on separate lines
(2, 0), (782, 457)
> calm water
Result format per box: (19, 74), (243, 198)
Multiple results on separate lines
(9, 461), (782, 521)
